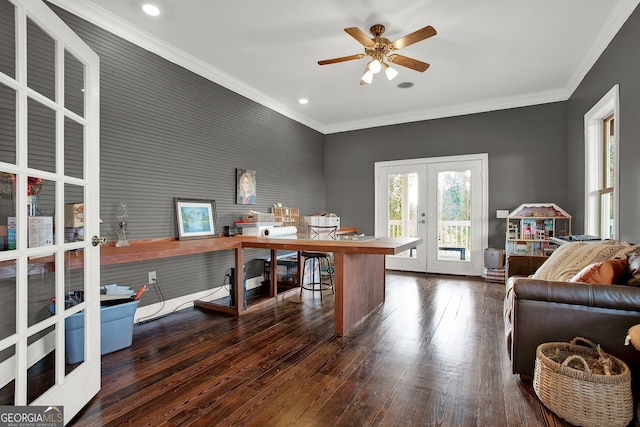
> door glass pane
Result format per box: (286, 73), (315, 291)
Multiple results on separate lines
(0, 346), (16, 405)
(388, 172), (417, 258)
(64, 118), (84, 179)
(27, 18), (55, 101)
(437, 169), (471, 262)
(0, 1), (15, 78)
(27, 177), (54, 241)
(0, 262), (16, 340)
(28, 99), (56, 173)
(65, 50), (85, 118)
(27, 257), (55, 328)
(0, 82), (16, 165)
(1, 172), (15, 251)
(27, 326), (56, 404)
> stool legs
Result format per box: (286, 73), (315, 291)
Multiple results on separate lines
(300, 255), (334, 300)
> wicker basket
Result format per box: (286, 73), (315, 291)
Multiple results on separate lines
(533, 337), (633, 427)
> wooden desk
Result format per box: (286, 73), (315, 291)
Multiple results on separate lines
(195, 235), (420, 336)
(8, 229), (419, 336)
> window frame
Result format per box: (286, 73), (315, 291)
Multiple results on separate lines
(584, 85), (619, 239)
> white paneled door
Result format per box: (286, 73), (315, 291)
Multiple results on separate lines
(0, 0), (101, 424)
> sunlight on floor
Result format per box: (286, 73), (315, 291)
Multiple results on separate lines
(430, 279), (476, 363)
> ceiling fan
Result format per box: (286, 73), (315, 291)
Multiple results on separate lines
(318, 24), (437, 85)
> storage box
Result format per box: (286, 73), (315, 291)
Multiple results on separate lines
(484, 267), (506, 283)
(243, 212), (275, 223)
(484, 248), (505, 268)
(304, 216), (340, 228)
(271, 207), (300, 226)
(50, 300), (139, 364)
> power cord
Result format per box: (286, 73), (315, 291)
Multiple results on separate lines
(171, 268), (233, 313)
(136, 277), (166, 324)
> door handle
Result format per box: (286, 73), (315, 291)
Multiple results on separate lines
(420, 220), (426, 224)
(91, 236), (106, 246)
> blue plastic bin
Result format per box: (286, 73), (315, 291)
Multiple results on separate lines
(49, 300), (139, 364)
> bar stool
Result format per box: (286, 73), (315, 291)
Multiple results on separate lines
(300, 225), (337, 300)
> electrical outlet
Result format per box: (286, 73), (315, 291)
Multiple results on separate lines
(148, 271), (156, 285)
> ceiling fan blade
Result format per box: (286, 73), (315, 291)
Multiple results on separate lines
(387, 54), (430, 72)
(318, 53), (366, 65)
(344, 27), (375, 47)
(391, 25), (437, 50)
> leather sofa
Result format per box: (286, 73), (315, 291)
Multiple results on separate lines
(504, 253), (640, 381)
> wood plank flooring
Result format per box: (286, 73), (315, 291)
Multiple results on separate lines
(71, 272), (572, 426)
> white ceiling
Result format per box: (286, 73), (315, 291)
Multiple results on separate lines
(49, 0), (639, 134)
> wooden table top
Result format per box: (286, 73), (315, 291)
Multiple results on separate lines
(1, 229), (421, 271)
(97, 234), (420, 266)
(241, 235), (419, 255)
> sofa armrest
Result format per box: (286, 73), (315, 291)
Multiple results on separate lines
(506, 255), (547, 278)
(512, 278), (640, 311)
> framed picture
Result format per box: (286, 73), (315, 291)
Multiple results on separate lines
(174, 198), (218, 240)
(236, 168), (256, 205)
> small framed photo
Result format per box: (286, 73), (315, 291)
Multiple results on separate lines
(236, 168), (256, 205)
(174, 198), (218, 240)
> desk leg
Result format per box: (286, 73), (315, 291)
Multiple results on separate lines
(235, 246), (245, 311)
(333, 252), (386, 336)
(269, 249), (277, 297)
(194, 246), (243, 315)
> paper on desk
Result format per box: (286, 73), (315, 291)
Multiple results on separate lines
(261, 226), (298, 237)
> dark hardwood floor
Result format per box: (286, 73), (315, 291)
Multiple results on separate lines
(71, 272), (571, 426)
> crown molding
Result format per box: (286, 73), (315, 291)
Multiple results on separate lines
(323, 88), (570, 134)
(565, 0), (640, 95)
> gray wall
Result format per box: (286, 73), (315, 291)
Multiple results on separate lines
(566, 4), (640, 242)
(45, 0), (640, 304)
(52, 6), (326, 306)
(325, 102), (568, 248)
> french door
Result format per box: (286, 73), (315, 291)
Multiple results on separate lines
(375, 154), (487, 276)
(0, 0), (101, 424)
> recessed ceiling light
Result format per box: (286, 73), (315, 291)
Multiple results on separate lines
(397, 82), (414, 89)
(298, 98), (309, 105)
(142, 3), (161, 16)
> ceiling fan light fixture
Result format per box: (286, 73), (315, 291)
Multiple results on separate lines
(318, 23), (436, 85)
(361, 70), (374, 85)
(368, 59), (382, 74)
(383, 63), (399, 81)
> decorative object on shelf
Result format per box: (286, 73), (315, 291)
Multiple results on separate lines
(115, 201), (130, 247)
(174, 198), (218, 240)
(27, 176), (44, 216)
(236, 168), (256, 205)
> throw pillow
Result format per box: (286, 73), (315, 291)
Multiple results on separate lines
(627, 250), (640, 285)
(569, 257), (629, 284)
(531, 241), (638, 282)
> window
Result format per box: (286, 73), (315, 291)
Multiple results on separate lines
(584, 85), (619, 239)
